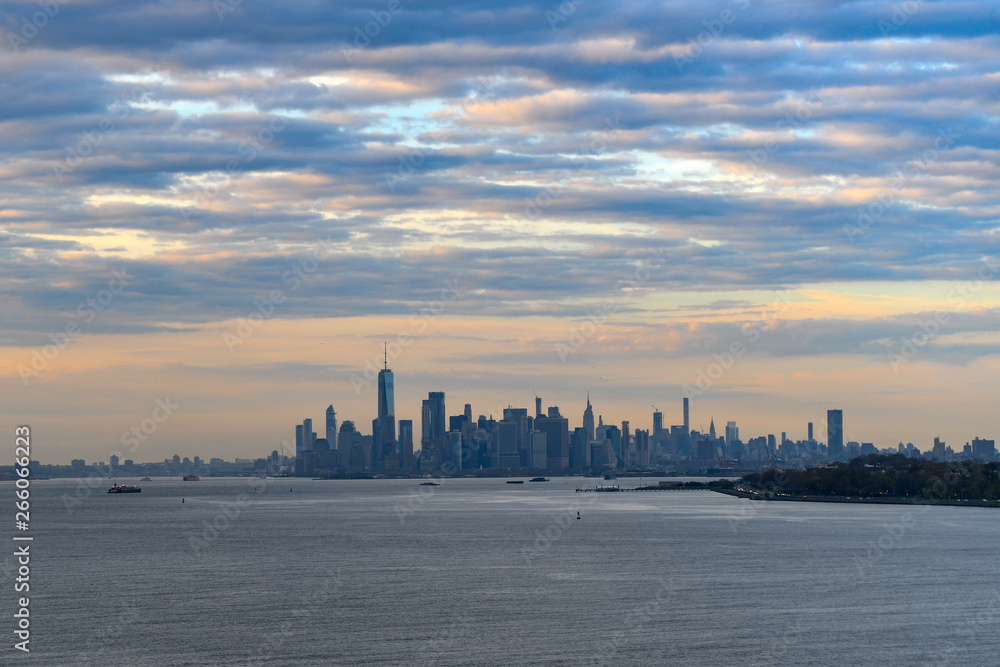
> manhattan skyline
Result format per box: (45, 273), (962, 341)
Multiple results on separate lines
(3, 1), (999, 461)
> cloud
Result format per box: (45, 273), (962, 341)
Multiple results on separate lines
(3, 0), (1000, 456)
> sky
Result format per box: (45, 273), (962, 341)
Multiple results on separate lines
(2, 0), (999, 463)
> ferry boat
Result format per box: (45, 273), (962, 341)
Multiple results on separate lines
(183, 475), (200, 481)
(528, 477), (549, 482)
(506, 480), (524, 484)
(140, 477), (152, 481)
(108, 483), (141, 494)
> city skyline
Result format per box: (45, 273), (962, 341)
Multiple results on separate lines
(15, 358), (1000, 464)
(43, 385), (997, 473)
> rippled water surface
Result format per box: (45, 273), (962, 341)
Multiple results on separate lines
(4, 476), (999, 665)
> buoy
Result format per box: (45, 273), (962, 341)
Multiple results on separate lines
(577, 511), (581, 520)
(182, 499), (185, 503)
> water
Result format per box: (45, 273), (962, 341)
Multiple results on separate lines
(4, 476), (999, 665)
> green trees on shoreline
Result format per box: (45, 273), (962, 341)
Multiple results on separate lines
(740, 454), (1000, 500)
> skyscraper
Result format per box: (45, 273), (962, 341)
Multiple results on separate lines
(606, 424), (622, 467)
(399, 419), (414, 468)
(503, 406), (530, 466)
(302, 419), (315, 450)
(652, 409), (663, 435)
(583, 393), (595, 442)
(376, 346), (395, 463)
(422, 391), (446, 445)
(621, 420), (630, 466)
(326, 405), (337, 450)
(683, 397), (689, 435)
(295, 423), (305, 476)
(535, 395), (542, 418)
(494, 419), (519, 468)
(571, 427), (588, 468)
(725, 421), (738, 446)
(827, 409), (844, 460)
(534, 406), (569, 470)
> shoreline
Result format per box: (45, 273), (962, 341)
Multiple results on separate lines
(712, 488), (1000, 508)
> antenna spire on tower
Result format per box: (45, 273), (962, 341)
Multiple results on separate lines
(383, 342), (387, 370)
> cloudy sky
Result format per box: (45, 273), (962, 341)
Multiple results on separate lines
(2, 0), (999, 463)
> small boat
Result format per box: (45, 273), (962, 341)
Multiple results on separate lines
(183, 475), (200, 481)
(506, 480), (524, 484)
(529, 477), (549, 482)
(140, 477), (152, 482)
(419, 482), (440, 486)
(108, 483), (141, 494)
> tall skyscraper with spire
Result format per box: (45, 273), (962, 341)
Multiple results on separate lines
(583, 393), (595, 442)
(376, 344), (395, 465)
(709, 417), (716, 440)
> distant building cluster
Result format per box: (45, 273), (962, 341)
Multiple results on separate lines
(286, 362), (999, 477)
(21, 362), (995, 480)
